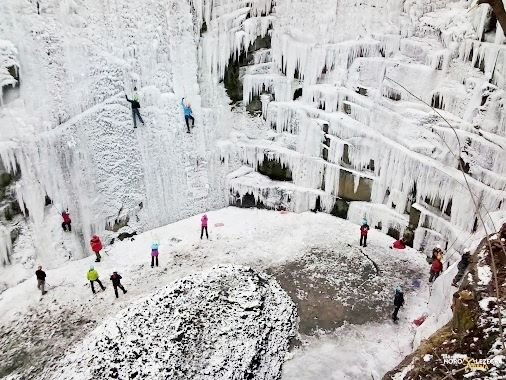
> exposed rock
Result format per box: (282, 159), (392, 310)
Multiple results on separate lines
(338, 170), (372, 201)
(258, 156), (293, 181)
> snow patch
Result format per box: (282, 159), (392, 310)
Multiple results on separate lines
(52, 265), (297, 380)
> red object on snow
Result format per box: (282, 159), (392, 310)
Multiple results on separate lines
(90, 235), (103, 253)
(392, 240), (406, 249)
(413, 314), (428, 326)
(214, 223), (224, 227)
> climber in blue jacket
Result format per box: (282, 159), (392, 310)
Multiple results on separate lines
(181, 97), (195, 133)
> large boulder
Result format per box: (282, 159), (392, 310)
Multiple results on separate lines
(52, 266), (297, 380)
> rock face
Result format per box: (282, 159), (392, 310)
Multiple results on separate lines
(52, 266), (297, 380)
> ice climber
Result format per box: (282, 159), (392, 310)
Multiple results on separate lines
(392, 286), (405, 322)
(429, 252), (443, 283)
(35, 265), (47, 295)
(90, 235), (103, 262)
(110, 271), (127, 298)
(359, 220), (369, 247)
(151, 241), (159, 268)
(87, 266), (106, 294)
(181, 97), (195, 133)
(61, 210), (71, 232)
(200, 214), (208, 239)
(125, 87), (144, 128)
(452, 248), (471, 287)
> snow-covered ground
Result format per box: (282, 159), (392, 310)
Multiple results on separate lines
(0, 208), (434, 379)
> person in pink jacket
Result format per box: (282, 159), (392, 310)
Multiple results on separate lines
(200, 214), (208, 239)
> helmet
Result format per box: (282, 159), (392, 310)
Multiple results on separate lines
(464, 247), (471, 253)
(436, 244), (441, 249)
(395, 286), (403, 293)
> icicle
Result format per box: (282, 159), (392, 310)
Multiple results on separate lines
(0, 224), (12, 265)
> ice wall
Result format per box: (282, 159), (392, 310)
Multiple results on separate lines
(0, 0), (228, 263)
(204, 0), (506, 256)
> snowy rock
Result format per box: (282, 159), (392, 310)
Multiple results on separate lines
(51, 265), (297, 380)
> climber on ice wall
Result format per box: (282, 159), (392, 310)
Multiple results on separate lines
(61, 210), (71, 232)
(125, 87), (144, 129)
(181, 97), (195, 133)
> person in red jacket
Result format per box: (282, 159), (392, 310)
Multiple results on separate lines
(61, 210), (71, 232)
(429, 253), (443, 283)
(90, 235), (103, 262)
(359, 220), (369, 247)
(391, 239), (406, 249)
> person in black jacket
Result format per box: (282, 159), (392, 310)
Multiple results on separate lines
(35, 265), (47, 295)
(125, 87), (144, 128)
(392, 286), (404, 322)
(110, 271), (127, 298)
(452, 248), (471, 287)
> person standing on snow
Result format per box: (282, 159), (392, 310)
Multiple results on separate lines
(87, 266), (106, 294)
(35, 265), (47, 295)
(392, 286), (405, 322)
(429, 252), (443, 283)
(200, 214), (208, 240)
(125, 87), (145, 129)
(110, 271), (127, 298)
(151, 241), (159, 268)
(452, 248), (471, 287)
(181, 97), (195, 133)
(61, 210), (71, 232)
(90, 235), (103, 262)
(359, 219), (369, 247)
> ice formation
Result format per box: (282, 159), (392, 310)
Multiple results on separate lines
(51, 265), (297, 380)
(0, 0), (505, 275)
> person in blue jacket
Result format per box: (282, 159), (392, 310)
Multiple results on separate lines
(181, 97), (195, 133)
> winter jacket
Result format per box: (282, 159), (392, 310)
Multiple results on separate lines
(201, 215), (208, 227)
(360, 224), (369, 236)
(62, 212), (71, 223)
(126, 95), (141, 109)
(151, 243), (159, 257)
(110, 273), (122, 286)
(87, 269), (99, 281)
(35, 269), (46, 281)
(431, 258), (443, 273)
(90, 236), (102, 253)
(394, 291), (405, 307)
(457, 253), (470, 271)
(393, 240), (406, 249)
(181, 99), (192, 117)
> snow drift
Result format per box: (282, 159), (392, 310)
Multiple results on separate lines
(50, 265), (297, 380)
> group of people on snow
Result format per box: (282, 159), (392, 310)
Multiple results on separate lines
(39, 213), (210, 298)
(123, 86), (196, 132)
(358, 217), (473, 323)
